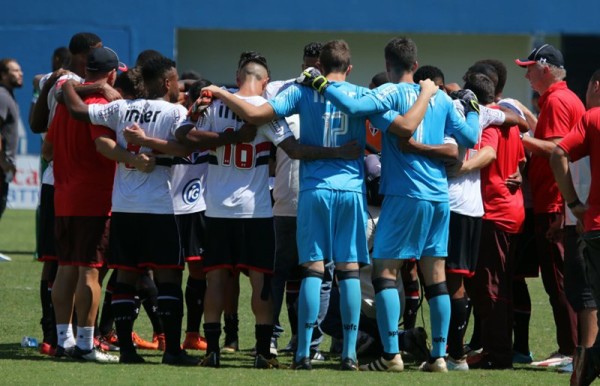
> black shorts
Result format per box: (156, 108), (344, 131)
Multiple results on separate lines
(37, 184), (57, 262)
(204, 217), (275, 274)
(109, 212), (183, 272)
(446, 211), (482, 277)
(55, 216), (109, 268)
(175, 211), (207, 262)
(564, 225), (597, 311)
(514, 208), (540, 279)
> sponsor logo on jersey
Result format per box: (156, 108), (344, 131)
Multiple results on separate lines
(182, 178), (202, 205)
(124, 107), (161, 123)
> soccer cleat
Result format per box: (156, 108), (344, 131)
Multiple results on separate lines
(419, 357), (448, 373)
(53, 345), (74, 359)
(360, 355), (404, 372)
(182, 332), (207, 351)
(39, 342), (56, 357)
(464, 344), (483, 357)
(468, 353), (513, 370)
(250, 337), (278, 357)
(310, 350), (326, 363)
(512, 350), (534, 364)
(119, 350), (145, 364)
(280, 335), (297, 354)
(531, 351), (572, 367)
(356, 332), (375, 355)
(200, 351), (221, 368)
(254, 354), (284, 369)
(221, 339), (239, 353)
(291, 357), (312, 370)
(447, 355), (469, 371)
(132, 331), (158, 350)
(162, 350), (200, 366)
(403, 327), (430, 363)
(71, 346), (119, 363)
(340, 357), (359, 371)
(153, 333), (166, 351)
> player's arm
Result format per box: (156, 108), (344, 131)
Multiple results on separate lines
(456, 145), (496, 175)
(203, 85), (275, 125)
(398, 137), (459, 162)
(522, 136), (561, 158)
(94, 135), (155, 173)
(277, 137), (361, 160)
(499, 106), (528, 132)
(175, 122), (258, 151)
(61, 80), (93, 122)
(41, 139), (53, 162)
(123, 123), (192, 157)
(29, 70), (67, 133)
(55, 82), (122, 104)
(0, 131), (16, 174)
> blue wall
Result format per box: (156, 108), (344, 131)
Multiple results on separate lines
(3, 0), (600, 153)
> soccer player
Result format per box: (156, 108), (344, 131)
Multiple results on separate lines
(201, 40), (437, 371)
(516, 44), (585, 361)
(300, 37), (480, 372)
(41, 47), (125, 363)
(551, 68), (600, 386)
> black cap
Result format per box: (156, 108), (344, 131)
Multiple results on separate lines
(86, 47), (128, 73)
(515, 44), (564, 69)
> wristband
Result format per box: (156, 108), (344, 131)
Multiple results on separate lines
(567, 198), (582, 209)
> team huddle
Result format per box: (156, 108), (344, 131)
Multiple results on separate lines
(7, 29), (600, 385)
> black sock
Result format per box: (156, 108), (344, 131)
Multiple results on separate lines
(156, 283), (184, 355)
(448, 296), (469, 359)
(99, 272), (117, 336)
(403, 279), (420, 330)
(111, 283), (137, 353)
(255, 324), (274, 357)
(285, 289), (299, 336)
(40, 280), (57, 345)
(185, 277), (206, 333)
(204, 322), (221, 354)
(468, 307), (481, 350)
(139, 278), (163, 334)
(223, 313), (239, 344)
(513, 279), (531, 354)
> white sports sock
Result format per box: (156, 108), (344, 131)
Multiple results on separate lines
(76, 326), (95, 351)
(56, 324), (75, 348)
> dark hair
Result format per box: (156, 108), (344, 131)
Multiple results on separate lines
(463, 63), (498, 89)
(68, 32), (102, 55)
(414, 65), (445, 84)
(319, 40), (351, 75)
(303, 42), (323, 59)
(141, 57), (176, 83)
(188, 79), (213, 102)
(238, 51), (270, 76)
(135, 49), (164, 67)
(384, 37), (417, 76)
(370, 71), (389, 88)
(114, 67), (145, 99)
(0, 58), (16, 76)
(590, 69), (600, 84)
(476, 59), (507, 95)
(464, 73), (495, 105)
(53, 47), (71, 70)
(180, 70), (201, 81)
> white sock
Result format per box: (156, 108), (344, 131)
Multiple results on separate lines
(76, 326), (95, 351)
(56, 324), (75, 348)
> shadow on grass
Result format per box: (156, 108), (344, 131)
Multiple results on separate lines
(0, 343), (50, 361)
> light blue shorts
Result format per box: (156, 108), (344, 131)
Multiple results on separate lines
(297, 189), (370, 266)
(372, 196), (449, 260)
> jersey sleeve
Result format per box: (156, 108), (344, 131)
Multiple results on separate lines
(479, 105), (506, 128)
(480, 126), (500, 152)
(261, 118), (294, 146)
(88, 101), (122, 131)
(445, 99), (479, 148)
(269, 84), (301, 118)
(168, 105), (188, 137)
(558, 117), (588, 163)
(323, 83), (392, 116)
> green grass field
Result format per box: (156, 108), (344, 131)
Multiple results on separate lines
(0, 209), (569, 385)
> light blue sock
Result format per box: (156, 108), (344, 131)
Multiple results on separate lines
(429, 294), (451, 358)
(296, 276), (322, 361)
(375, 288), (400, 354)
(339, 277), (361, 361)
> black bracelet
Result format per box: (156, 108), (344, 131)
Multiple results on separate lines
(567, 198), (582, 209)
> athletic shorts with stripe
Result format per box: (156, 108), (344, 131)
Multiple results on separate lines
(373, 195), (449, 260)
(203, 217), (275, 274)
(446, 211), (482, 277)
(175, 211), (207, 262)
(296, 189), (369, 266)
(109, 212), (183, 272)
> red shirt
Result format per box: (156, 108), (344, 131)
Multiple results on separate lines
(529, 81), (585, 214)
(480, 124), (526, 233)
(365, 119), (382, 153)
(558, 107), (600, 232)
(46, 90), (115, 216)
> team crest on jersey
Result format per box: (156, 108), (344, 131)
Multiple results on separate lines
(182, 178), (202, 205)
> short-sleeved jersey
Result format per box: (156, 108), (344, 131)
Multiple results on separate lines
(480, 124), (525, 233)
(46, 90), (114, 216)
(269, 81), (375, 194)
(529, 81), (585, 214)
(198, 94), (293, 218)
(558, 108), (600, 232)
(0, 86), (19, 164)
(448, 101), (506, 217)
(170, 150), (209, 215)
(367, 83), (479, 202)
(88, 99), (187, 214)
